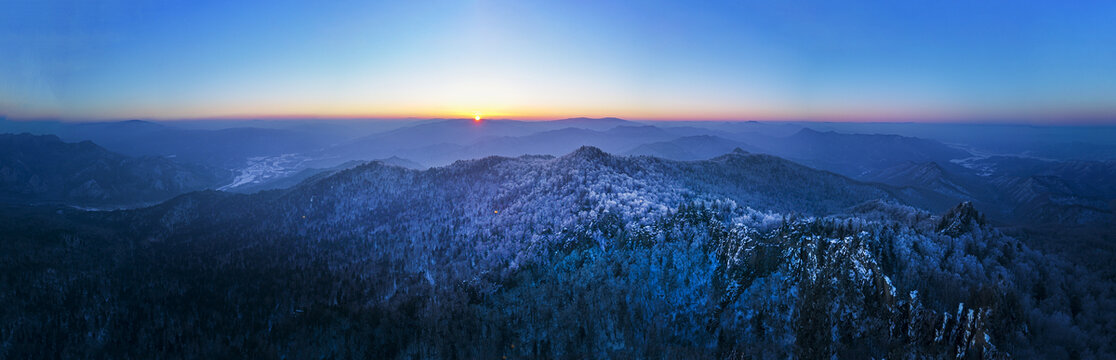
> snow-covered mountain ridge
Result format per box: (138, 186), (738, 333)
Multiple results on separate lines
(55, 146), (1105, 358)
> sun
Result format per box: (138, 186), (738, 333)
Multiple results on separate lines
(473, 112), (482, 122)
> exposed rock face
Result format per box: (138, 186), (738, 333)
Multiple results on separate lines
(937, 201), (987, 236)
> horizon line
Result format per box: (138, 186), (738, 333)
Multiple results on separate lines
(3, 113), (1116, 126)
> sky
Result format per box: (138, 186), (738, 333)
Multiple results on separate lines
(1, 0), (1115, 123)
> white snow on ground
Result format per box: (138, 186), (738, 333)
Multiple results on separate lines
(947, 144), (997, 176)
(219, 154), (309, 191)
(950, 156), (996, 177)
(948, 143), (1063, 177)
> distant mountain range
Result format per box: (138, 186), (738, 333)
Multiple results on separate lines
(315, 119), (974, 171)
(318, 118), (647, 166)
(730, 128), (973, 178)
(0, 119), (342, 169)
(3, 116), (1113, 227)
(625, 135), (762, 160)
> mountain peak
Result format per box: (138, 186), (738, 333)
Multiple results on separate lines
(936, 201), (987, 236)
(567, 145), (608, 158)
(558, 146), (612, 164)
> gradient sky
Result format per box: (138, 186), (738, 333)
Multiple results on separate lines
(2, 0), (1115, 122)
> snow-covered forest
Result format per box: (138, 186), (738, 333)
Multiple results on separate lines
(2, 147), (1112, 358)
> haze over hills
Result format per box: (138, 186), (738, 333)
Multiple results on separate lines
(730, 128), (973, 178)
(792, 122), (1116, 161)
(625, 135), (763, 160)
(0, 119), (344, 169)
(3, 117), (1114, 227)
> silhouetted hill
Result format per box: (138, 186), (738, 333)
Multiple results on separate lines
(46, 121), (337, 168)
(0, 133), (232, 207)
(547, 116), (639, 130)
(739, 128), (972, 177)
(863, 161), (987, 199)
(866, 156), (1116, 225)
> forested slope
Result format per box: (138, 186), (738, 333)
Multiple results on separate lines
(1, 147), (1112, 358)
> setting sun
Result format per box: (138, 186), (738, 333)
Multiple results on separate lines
(474, 113), (482, 122)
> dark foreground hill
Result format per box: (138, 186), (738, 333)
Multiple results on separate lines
(1, 147), (1112, 358)
(0, 133), (232, 207)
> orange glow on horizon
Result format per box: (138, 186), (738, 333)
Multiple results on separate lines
(21, 103), (1116, 125)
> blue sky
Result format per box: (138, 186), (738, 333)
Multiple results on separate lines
(2, 0), (1115, 122)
